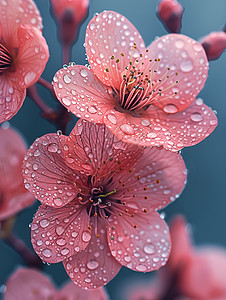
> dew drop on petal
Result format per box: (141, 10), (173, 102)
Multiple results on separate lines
(54, 198), (63, 206)
(56, 226), (64, 235)
(88, 106), (97, 114)
(62, 97), (71, 106)
(82, 231), (91, 242)
(175, 39), (184, 49)
(144, 243), (155, 254)
(190, 113), (203, 122)
(42, 249), (52, 258)
(87, 260), (99, 270)
(80, 69), (88, 77)
(163, 104), (178, 114)
(135, 265), (147, 272)
(147, 132), (157, 139)
(63, 74), (71, 84)
(40, 219), (49, 228)
(24, 72), (36, 86)
(120, 124), (134, 135)
(180, 60), (193, 72)
(47, 143), (58, 153)
(107, 114), (117, 124)
(141, 119), (150, 126)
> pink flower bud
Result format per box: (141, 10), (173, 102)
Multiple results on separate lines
(157, 0), (184, 33)
(200, 31), (226, 61)
(50, 0), (89, 45)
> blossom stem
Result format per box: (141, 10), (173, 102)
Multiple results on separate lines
(38, 77), (53, 92)
(62, 43), (71, 64)
(4, 233), (42, 268)
(27, 85), (55, 116)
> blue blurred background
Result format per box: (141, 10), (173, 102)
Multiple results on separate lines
(0, 0), (226, 299)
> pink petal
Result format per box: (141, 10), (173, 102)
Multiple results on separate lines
(53, 65), (114, 123)
(5, 267), (55, 300)
(31, 204), (90, 263)
(114, 146), (186, 213)
(0, 0), (42, 48)
(200, 31), (226, 61)
(167, 215), (193, 272)
(85, 11), (146, 89)
(64, 119), (143, 178)
(12, 24), (49, 89)
(22, 133), (81, 208)
(63, 218), (121, 289)
(58, 281), (108, 300)
(104, 99), (217, 151)
(147, 34), (208, 111)
(180, 248), (226, 299)
(0, 186), (34, 221)
(0, 75), (26, 123)
(108, 212), (171, 272)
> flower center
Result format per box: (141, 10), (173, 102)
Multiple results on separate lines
(0, 43), (13, 73)
(105, 44), (179, 112)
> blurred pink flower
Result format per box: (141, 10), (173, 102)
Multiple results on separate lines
(0, 125), (34, 221)
(22, 119), (186, 288)
(157, 0), (184, 33)
(53, 10), (217, 152)
(168, 216), (226, 300)
(4, 267), (108, 300)
(0, 0), (49, 123)
(50, 0), (89, 45)
(200, 31), (226, 61)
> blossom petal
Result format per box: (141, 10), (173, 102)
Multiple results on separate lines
(58, 281), (108, 300)
(63, 218), (121, 289)
(0, 0), (42, 47)
(64, 119), (143, 178)
(147, 34), (208, 111)
(108, 212), (171, 272)
(0, 186), (34, 221)
(22, 133), (81, 208)
(5, 267), (55, 300)
(53, 65), (114, 123)
(85, 11), (146, 88)
(114, 147), (186, 213)
(104, 99), (217, 151)
(31, 204), (90, 263)
(0, 75), (26, 123)
(12, 24), (49, 89)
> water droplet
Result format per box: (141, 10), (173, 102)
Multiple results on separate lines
(180, 60), (193, 72)
(56, 226), (64, 235)
(163, 104), (178, 114)
(63, 74), (71, 84)
(175, 39), (184, 49)
(61, 248), (69, 255)
(190, 113), (203, 122)
(54, 198), (63, 207)
(82, 231), (91, 242)
(24, 72), (36, 86)
(88, 106), (97, 114)
(90, 22), (96, 30)
(62, 97), (71, 106)
(34, 149), (40, 157)
(120, 124), (134, 135)
(147, 132), (157, 139)
(42, 249), (52, 258)
(72, 231), (78, 238)
(144, 244), (155, 254)
(135, 265), (147, 272)
(56, 238), (66, 246)
(40, 219), (49, 228)
(87, 260), (99, 270)
(141, 119), (150, 126)
(80, 69), (88, 78)
(107, 114), (117, 124)
(47, 143), (58, 153)
(210, 119), (217, 126)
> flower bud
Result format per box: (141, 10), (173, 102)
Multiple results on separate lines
(200, 31), (226, 61)
(50, 0), (89, 45)
(157, 0), (184, 33)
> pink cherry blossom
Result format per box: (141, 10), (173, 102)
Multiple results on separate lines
(157, 0), (184, 33)
(22, 119), (186, 288)
(200, 31), (226, 61)
(0, 124), (34, 221)
(0, 0), (49, 123)
(53, 10), (217, 152)
(168, 216), (226, 300)
(4, 267), (108, 300)
(50, 0), (89, 45)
